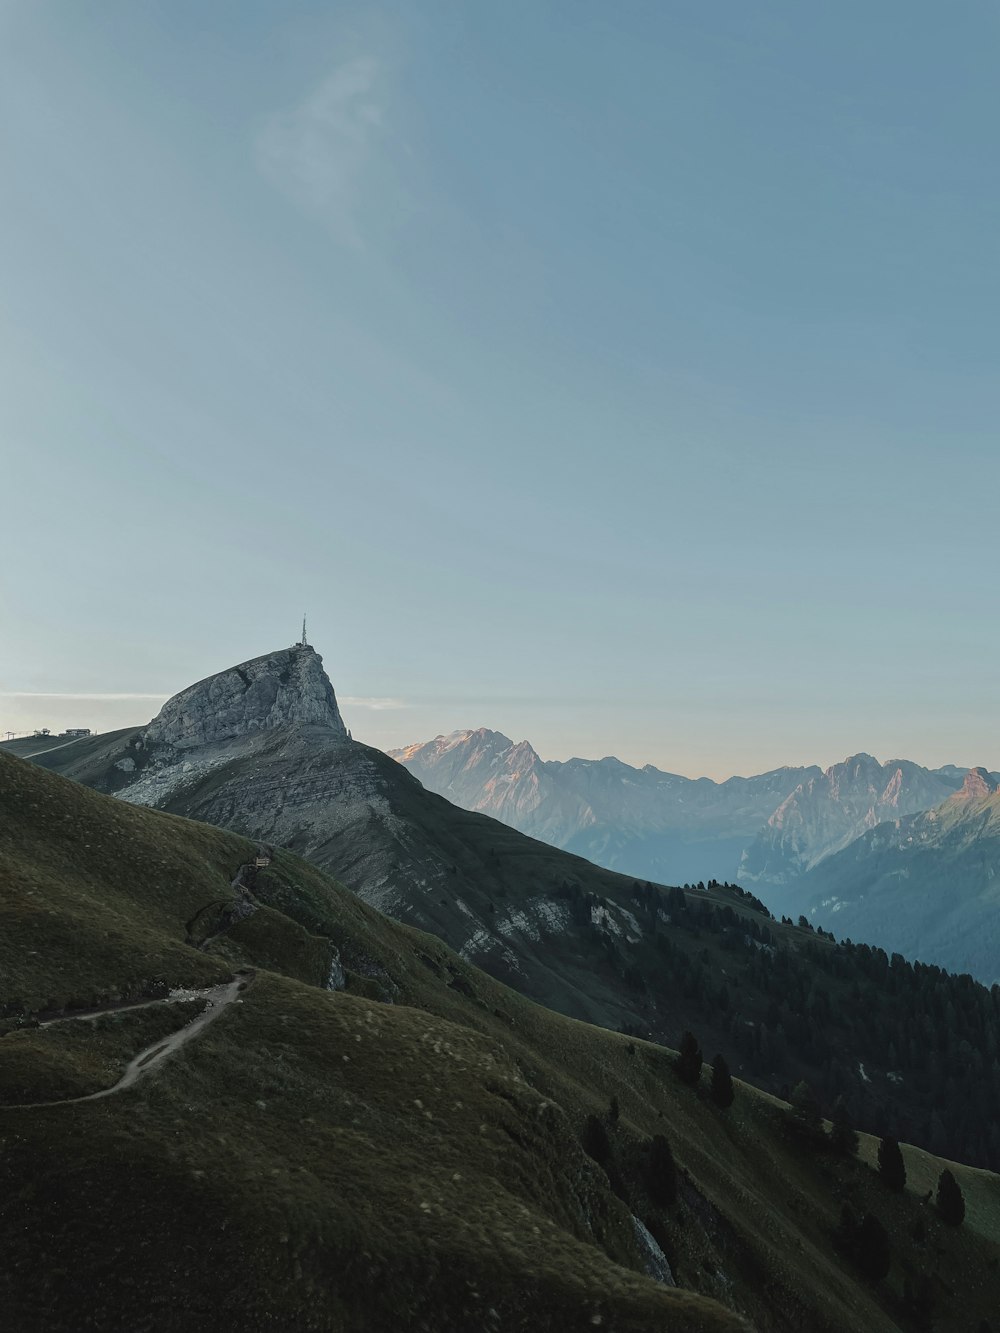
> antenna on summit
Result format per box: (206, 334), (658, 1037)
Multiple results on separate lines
(300, 613), (308, 648)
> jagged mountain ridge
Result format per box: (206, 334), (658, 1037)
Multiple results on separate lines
(390, 731), (975, 900)
(16, 644), (1000, 1171)
(26, 647), (739, 1023)
(144, 644), (348, 749)
(7, 747), (1000, 1331)
(797, 768), (1000, 983)
(391, 728), (820, 885)
(738, 752), (969, 909)
(0, 747), (745, 1332)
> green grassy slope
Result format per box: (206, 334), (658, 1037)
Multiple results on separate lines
(2, 749), (998, 1331)
(23, 723), (1000, 1174)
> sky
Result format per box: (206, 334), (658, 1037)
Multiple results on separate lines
(1, 1), (998, 779)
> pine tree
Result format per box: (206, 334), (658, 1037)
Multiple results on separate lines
(646, 1134), (678, 1207)
(833, 1203), (859, 1255)
(833, 1206), (890, 1281)
(608, 1095), (620, 1125)
(789, 1080), (823, 1144)
(936, 1169), (965, 1226)
(857, 1213), (891, 1281)
(710, 1054), (735, 1108)
(582, 1114), (611, 1165)
(829, 1097), (858, 1156)
(676, 1031), (703, 1086)
(877, 1135), (906, 1191)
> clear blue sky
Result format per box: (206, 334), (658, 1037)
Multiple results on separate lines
(1, 1), (998, 778)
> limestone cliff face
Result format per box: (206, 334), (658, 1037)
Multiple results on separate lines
(143, 646), (347, 750)
(391, 728), (817, 884)
(953, 766), (1000, 802)
(737, 753), (963, 890)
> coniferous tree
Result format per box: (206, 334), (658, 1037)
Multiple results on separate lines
(676, 1031), (703, 1086)
(829, 1097), (858, 1156)
(710, 1054), (735, 1108)
(788, 1080), (823, 1145)
(582, 1114), (611, 1165)
(857, 1213), (891, 1282)
(833, 1203), (858, 1255)
(936, 1169), (965, 1226)
(646, 1134), (678, 1207)
(902, 1274), (936, 1332)
(608, 1095), (620, 1125)
(833, 1206), (890, 1281)
(877, 1136), (906, 1191)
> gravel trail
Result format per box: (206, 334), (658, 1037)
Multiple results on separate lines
(4, 973), (251, 1109)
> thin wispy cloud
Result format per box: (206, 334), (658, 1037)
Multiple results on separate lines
(341, 696), (408, 711)
(0, 691), (168, 701)
(256, 58), (387, 245)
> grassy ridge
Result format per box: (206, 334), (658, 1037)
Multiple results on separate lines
(2, 748), (998, 1331)
(0, 1001), (206, 1105)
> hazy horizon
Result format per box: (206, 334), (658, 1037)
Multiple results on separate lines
(2, 642), (993, 785)
(3, 2), (999, 780)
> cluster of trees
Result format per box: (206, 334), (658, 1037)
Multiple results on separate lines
(674, 879), (774, 918)
(557, 873), (1000, 1168)
(579, 1034), (969, 1310)
(835, 1206), (891, 1282)
(778, 914), (836, 941)
(789, 1091), (967, 1228)
(580, 1102), (679, 1212)
(675, 1031), (735, 1108)
(785, 1082), (968, 1300)
(599, 880), (1000, 1171)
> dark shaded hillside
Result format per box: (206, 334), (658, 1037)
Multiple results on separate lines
(17, 648), (1000, 1172)
(33, 718), (1000, 1174)
(3, 749), (999, 1332)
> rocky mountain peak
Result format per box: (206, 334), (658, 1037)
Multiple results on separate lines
(956, 767), (999, 801)
(142, 645), (348, 751)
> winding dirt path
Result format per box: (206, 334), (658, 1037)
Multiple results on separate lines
(36, 984), (228, 1030)
(5, 973), (251, 1110)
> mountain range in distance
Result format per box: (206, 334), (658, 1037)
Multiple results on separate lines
(11, 642), (1000, 1177)
(391, 730), (1000, 983)
(7, 696), (1000, 1331)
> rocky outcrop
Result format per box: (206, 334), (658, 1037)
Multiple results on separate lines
(325, 949), (347, 992)
(954, 767), (1000, 802)
(392, 729), (816, 885)
(738, 754), (964, 895)
(630, 1215), (675, 1285)
(143, 646), (346, 750)
(795, 772), (1000, 982)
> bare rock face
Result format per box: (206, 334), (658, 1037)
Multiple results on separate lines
(737, 754), (963, 889)
(955, 767), (1000, 802)
(143, 646), (347, 750)
(391, 728), (818, 884)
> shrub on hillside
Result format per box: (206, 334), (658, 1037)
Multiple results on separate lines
(828, 1097), (858, 1156)
(582, 1114), (612, 1166)
(877, 1136), (906, 1192)
(787, 1081), (824, 1147)
(645, 1134), (678, 1208)
(834, 1205), (890, 1282)
(675, 1031), (703, 1086)
(710, 1054), (734, 1108)
(936, 1169), (965, 1226)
